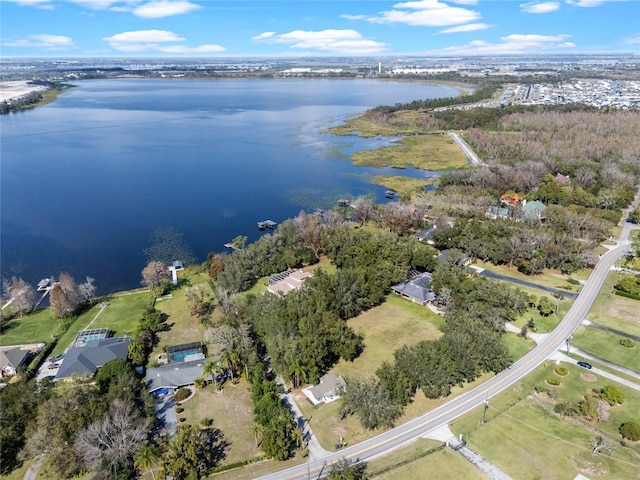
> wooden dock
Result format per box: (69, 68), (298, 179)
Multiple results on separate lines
(258, 220), (277, 230)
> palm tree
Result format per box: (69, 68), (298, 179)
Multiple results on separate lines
(202, 359), (223, 390)
(288, 358), (306, 390)
(220, 349), (240, 382)
(250, 422), (266, 447)
(134, 444), (159, 480)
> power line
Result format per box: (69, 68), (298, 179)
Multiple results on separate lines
(486, 404), (640, 471)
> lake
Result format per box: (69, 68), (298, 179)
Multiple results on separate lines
(0, 78), (459, 294)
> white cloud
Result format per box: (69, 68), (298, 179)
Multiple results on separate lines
(625, 34), (640, 44)
(356, 0), (481, 27)
(103, 29), (223, 53)
(133, 1), (200, 18)
(448, 0), (478, 4)
(252, 29), (388, 55)
(4, 0), (52, 6)
(440, 23), (491, 33)
(67, 0), (131, 9)
(521, 2), (561, 13)
(4, 33), (74, 49)
(423, 33), (575, 55)
(566, 0), (615, 6)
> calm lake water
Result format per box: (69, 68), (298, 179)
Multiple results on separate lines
(1, 79), (458, 294)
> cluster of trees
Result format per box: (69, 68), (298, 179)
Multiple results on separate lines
(128, 308), (168, 366)
(341, 264), (525, 429)
(614, 273), (640, 299)
(249, 363), (299, 460)
(0, 91), (44, 114)
(1, 359), (155, 479)
(1, 276), (37, 317)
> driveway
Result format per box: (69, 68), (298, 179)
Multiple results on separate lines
(154, 392), (178, 438)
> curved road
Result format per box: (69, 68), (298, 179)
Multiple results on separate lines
(259, 239), (632, 480)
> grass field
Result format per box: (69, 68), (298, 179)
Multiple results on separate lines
(350, 134), (467, 170)
(327, 113), (425, 137)
(0, 308), (58, 345)
(50, 290), (153, 356)
(501, 332), (537, 361)
(585, 272), (640, 338)
(451, 362), (640, 480)
(572, 326), (640, 372)
(373, 175), (433, 199)
(474, 260), (584, 294)
(369, 439), (488, 480)
(179, 379), (262, 465)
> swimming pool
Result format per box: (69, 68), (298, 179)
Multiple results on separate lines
(170, 350), (200, 363)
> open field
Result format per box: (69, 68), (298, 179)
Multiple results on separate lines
(351, 134), (467, 170)
(333, 293), (444, 379)
(572, 326), (640, 372)
(451, 362), (640, 480)
(369, 439), (488, 479)
(585, 272), (640, 338)
(179, 379), (262, 465)
(327, 111), (427, 137)
(474, 260), (584, 294)
(511, 301), (572, 333)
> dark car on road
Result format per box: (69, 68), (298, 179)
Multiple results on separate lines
(577, 361), (592, 369)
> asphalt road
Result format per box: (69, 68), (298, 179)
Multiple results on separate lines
(258, 241), (631, 480)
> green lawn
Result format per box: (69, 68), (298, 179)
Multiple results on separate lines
(572, 326), (640, 372)
(179, 380), (262, 466)
(586, 272), (640, 338)
(50, 290), (153, 355)
(0, 308), (58, 345)
(451, 362), (640, 480)
(370, 439), (488, 479)
(500, 332), (536, 361)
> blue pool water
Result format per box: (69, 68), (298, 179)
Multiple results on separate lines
(170, 350), (200, 363)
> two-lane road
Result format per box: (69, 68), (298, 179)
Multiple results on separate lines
(258, 241), (631, 480)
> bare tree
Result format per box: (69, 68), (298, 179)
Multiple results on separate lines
(78, 276), (97, 305)
(590, 435), (615, 455)
(49, 273), (81, 318)
(352, 197), (377, 227)
(141, 261), (169, 296)
(1, 276), (37, 316)
(184, 285), (209, 316)
(74, 399), (151, 480)
(293, 211), (324, 258)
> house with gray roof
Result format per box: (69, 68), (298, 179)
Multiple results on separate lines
(391, 272), (436, 306)
(55, 337), (130, 381)
(145, 358), (205, 393)
(302, 373), (346, 405)
(0, 345), (33, 377)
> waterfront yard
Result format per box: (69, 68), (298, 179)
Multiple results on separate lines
(0, 308), (57, 345)
(450, 363), (640, 480)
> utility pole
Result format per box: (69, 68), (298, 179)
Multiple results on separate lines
(481, 394), (489, 424)
(566, 335), (572, 354)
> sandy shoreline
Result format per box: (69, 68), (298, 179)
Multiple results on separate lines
(0, 81), (48, 102)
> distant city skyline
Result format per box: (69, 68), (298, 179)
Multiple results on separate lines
(1, 0), (639, 57)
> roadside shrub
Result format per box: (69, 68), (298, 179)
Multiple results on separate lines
(535, 384), (550, 395)
(175, 387), (190, 402)
(619, 422), (640, 441)
(554, 402), (578, 417)
(619, 338), (634, 348)
(200, 418), (213, 427)
(547, 377), (560, 386)
(567, 278), (580, 285)
(176, 406), (184, 414)
(179, 417), (186, 422)
(601, 385), (625, 406)
(554, 366), (568, 376)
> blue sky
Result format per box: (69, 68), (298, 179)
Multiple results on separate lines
(1, 0), (639, 57)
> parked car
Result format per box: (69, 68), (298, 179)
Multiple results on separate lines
(47, 354), (64, 363)
(577, 361), (592, 370)
(47, 363), (60, 369)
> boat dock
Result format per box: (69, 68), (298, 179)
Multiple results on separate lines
(257, 220), (277, 230)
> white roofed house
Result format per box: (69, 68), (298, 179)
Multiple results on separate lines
(302, 373), (346, 405)
(391, 272), (436, 306)
(266, 269), (312, 296)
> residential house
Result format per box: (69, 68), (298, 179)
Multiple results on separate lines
(413, 227), (438, 245)
(0, 345), (33, 377)
(522, 200), (546, 222)
(554, 173), (571, 186)
(55, 337), (130, 381)
(391, 272), (437, 306)
(145, 358), (205, 393)
(485, 205), (510, 220)
(302, 373), (346, 405)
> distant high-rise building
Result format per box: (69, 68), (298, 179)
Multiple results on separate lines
(378, 62), (382, 74)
